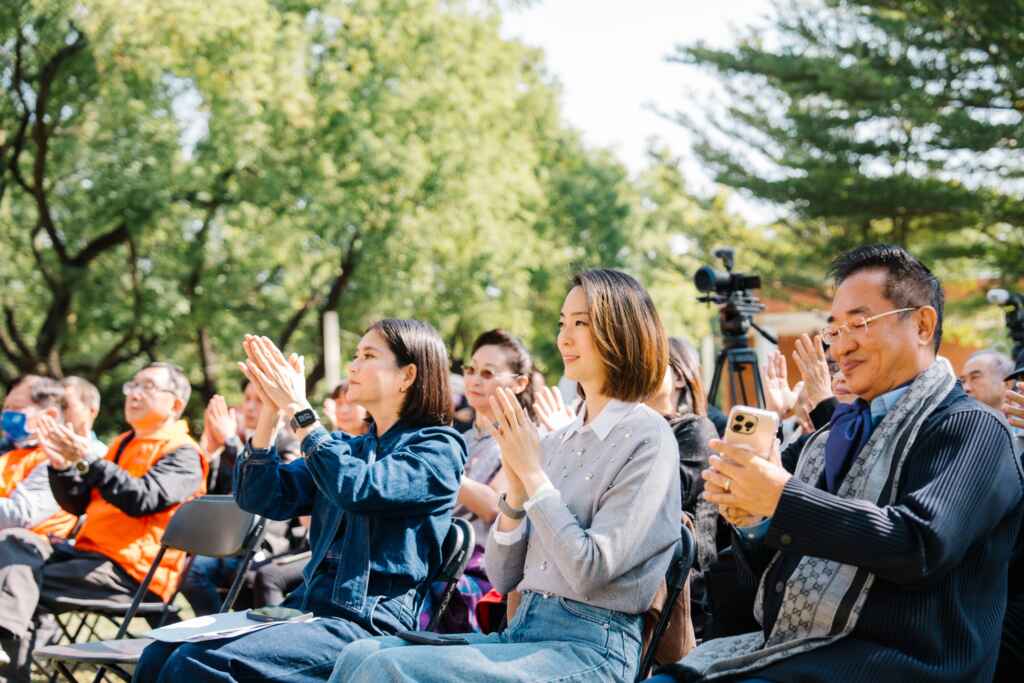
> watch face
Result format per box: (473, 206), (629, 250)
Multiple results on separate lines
(293, 409), (317, 428)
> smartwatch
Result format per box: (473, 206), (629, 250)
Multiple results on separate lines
(498, 493), (527, 520)
(290, 408), (318, 431)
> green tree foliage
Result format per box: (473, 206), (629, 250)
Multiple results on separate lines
(1, 0), (761, 433)
(672, 0), (1024, 292)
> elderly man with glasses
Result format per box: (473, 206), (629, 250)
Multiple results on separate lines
(652, 245), (1023, 683)
(0, 362), (207, 679)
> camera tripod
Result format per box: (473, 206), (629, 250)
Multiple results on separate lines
(705, 308), (778, 411)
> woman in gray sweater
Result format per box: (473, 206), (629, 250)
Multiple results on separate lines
(330, 269), (682, 683)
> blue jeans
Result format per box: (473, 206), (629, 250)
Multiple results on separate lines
(133, 584), (412, 683)
(330, 590), (644, 683)
(647, 677), (775, 683)
(181, 556), (243, 616)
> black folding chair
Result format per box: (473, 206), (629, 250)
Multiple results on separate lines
(34, 495), (266, 682)
(423, 517), (475, 631)
(636, 523), (696, 682)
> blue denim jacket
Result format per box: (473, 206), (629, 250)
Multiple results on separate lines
(234, 421), (466, 628)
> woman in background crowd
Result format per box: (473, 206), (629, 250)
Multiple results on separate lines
(419, 329), (536, 632)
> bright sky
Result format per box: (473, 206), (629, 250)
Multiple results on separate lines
(501, 0), (777, 221)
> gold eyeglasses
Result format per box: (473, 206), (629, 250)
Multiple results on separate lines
(819, 307), (919, 344)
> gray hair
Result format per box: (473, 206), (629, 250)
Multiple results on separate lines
(62, 376), (101, 412)
(143, 362), (192, 409)
(967, 349), (1015, 379)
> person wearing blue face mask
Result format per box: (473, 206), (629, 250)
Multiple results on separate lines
(0, 375), (82, 673)
(0, 376), (75, 534)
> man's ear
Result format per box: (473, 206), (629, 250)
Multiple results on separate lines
(172, 396), (186, 418)
(916, 306), (939, 347)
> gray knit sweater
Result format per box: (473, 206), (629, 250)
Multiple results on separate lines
(484, 400), (681, 615)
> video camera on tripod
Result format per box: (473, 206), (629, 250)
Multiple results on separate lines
(695, 248), (777, 410)
(986, 288), (1024, 380)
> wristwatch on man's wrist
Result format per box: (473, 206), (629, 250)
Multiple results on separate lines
(498, 493), (527, 520)
(289, 407), (318, 431)
(74, 459), (90, 475)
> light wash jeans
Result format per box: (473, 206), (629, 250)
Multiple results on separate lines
(330, 590), (644, 683)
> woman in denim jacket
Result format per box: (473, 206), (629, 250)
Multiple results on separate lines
(332, 270), (682, 682)
(134, 319), (467, 683)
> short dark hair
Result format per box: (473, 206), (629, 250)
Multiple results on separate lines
(12, 375), (64, 413)
(471, 329), (536, 421)
(142, 362), (192, 410)
(828, 244), (944, 352)
(571, 269), (668, 402)
(668, 336), (707, 417)
(367, 319), (453, 427)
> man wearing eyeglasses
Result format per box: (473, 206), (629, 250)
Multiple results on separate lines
(0, 363), (207, 679)
(655, 245), (1023, 683)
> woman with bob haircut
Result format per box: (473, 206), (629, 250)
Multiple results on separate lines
(133, 319), (468, 683)
(331, 269), (682, 683)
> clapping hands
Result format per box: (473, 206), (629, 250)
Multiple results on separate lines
(792, 333), (832, 409)
(202, 395), (239, 451)
(237, 336), (308, 413)
(760, 350), (802, 419)
(532, 385), (575, 432)
(1004, 382), (1024, 430)
(490, 387), (544, 490)
(36, 415), (91, 471)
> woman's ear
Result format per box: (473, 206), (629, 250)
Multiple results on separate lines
(511, 374), (529, 394)
(401, 364), (418, 393)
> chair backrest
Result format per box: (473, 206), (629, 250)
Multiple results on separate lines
(160, 495), (258, 557)
(636, 522), (698, 681)
(667, 522), (695, 591)
(421, 517), (475, 631)
(436, 517), (475, 584)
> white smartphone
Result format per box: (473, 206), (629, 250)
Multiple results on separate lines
(724, 405), (779, 457)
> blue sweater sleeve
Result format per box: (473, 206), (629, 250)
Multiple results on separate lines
(233, 441), (317, 521)
(300, 426), (466, 517)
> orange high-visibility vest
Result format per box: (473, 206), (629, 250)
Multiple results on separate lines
(0, 446), (78, 538)
(73, 420), (207, 602)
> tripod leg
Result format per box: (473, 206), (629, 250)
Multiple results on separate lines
(707, 349), (729, 412)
